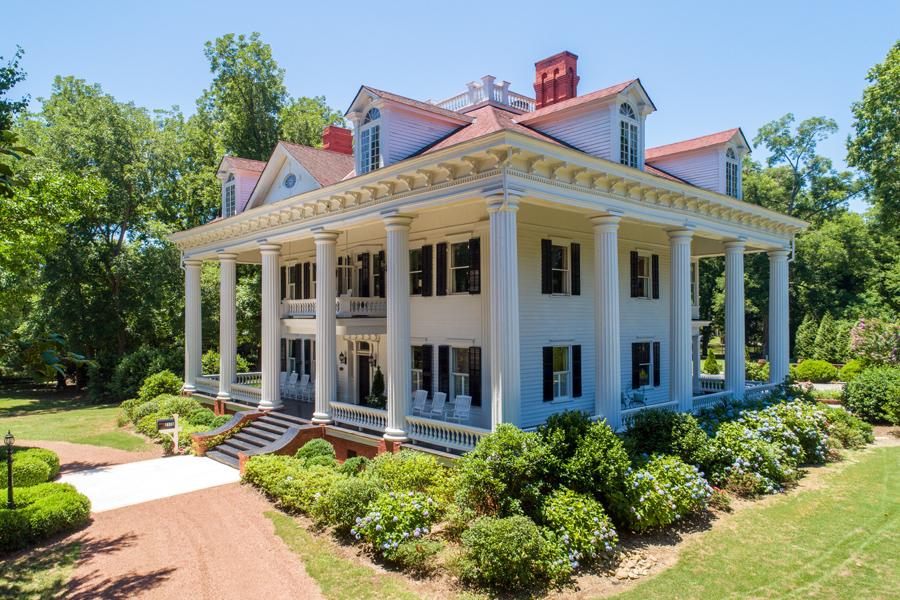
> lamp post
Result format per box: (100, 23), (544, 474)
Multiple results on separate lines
(5, 430), (14, 509)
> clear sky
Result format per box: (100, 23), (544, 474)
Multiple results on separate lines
(7, 1), (898, 211)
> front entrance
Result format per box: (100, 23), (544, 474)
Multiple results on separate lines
(357, 341), (372, 402)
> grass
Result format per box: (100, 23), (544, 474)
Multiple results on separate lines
(0, 386), (151, 451)
(266, 511), (422, 600)
(0, 541), (80, 599)
(612, 445), (899, 599)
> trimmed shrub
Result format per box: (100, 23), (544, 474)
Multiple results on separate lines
(702, 352), (720, 375)
(133, 400), (160, 424)
(187, 407), (220, 428)
(364, 450), (444, 495)
(0, 483), (91, 552)
(156, 395), (203, 421)
(745, 360), (770, 383)
(539, 410), (593, 488)
(794, 313), (818, 361)
(336, 456), (370, 476)
(843, 366), (900, 423)
(823, 406), (874, 449)
(0, 457), (51, 488)
(390, 539), (444, 575)
(13, 447), (60, 480)
(456, 516), (570, 591)
(295, 439), (336, 463)
(563, 419), (631, 510)
(201, 349), (251, 376)
(243, 455), (341, 514)
(839, 359), (865, 382)
(619, 455), (713, 531)
(312, 476), (383, 533)
(137, 370), (183, 403)
(243, 454), (303, 497)
(452, 424), (550, 518)
(709, 421), (798, 495)
(794, 360), (838, 383)
(541, 488), (617, 565)
(353, 490), (440, 559)
(622, 409), (712, 467)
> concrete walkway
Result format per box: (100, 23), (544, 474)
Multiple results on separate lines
(59, 455), (240, 513)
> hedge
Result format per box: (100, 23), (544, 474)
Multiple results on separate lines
(0, 483), (91, 552)
(0, 447), (61, 488)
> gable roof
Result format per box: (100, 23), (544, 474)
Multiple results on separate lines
(279, 142), (355, 187)
(217, 155), (266, 177)
(419, 105), (562, 155)
(348, 86), (474, 123)
(515, 79), (653, 123)
(645, 128), (750, 162)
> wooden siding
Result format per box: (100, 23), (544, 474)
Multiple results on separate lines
(384, 106), (460, 165)
(648, 148), (721, 193)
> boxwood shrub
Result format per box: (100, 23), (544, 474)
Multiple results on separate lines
(363, 450), (445, 495)
(794, 360), (838, 383)
(838, 359), (865, 382)
(562, 419), (631, 512)
(312, 475), (382, 534)
(137, 370), (183, 402)
(622, 409), (712, 467)
(842, 366), (900, 424)
(823, 406), (874, 449)
(0, 447), (61, 488)
(0, 483), (91, 552)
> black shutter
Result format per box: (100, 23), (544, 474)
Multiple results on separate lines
(631, 343), (641, 390)
(469, 346), (482, 406)
(422, 344), (433, 398)
(280, 266), (286, 301)
(436, 243), (448, 296)
(303, 262), (311, 299)
(291, 339), (301, 371)
(280, 338), (287, 372)
(653, 341), (661, 387)
(570, 243), (581, 296)
(292, 264), (301, 299)
(572, 345), (582, 397)
(421, 245), (433, 297)
(358, 253), (370, 297)
(438, 345), (450, 395)
(630, 251), (639, 297)
(468, 238), (481, 294)
(313, 263), (317, 296)
(541, 239), (553, 294)
(376, 251), (385, 298)
(543, 346), (553, 401)
(651, 254), (660, 299)
(303, 339), (312, 375)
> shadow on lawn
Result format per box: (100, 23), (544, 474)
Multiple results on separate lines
(0, 384), (115, 418)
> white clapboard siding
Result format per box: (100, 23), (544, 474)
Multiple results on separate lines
(384, 107), (459, 165)
(530, 105), (614, 161)
(648, 148), (721, 193)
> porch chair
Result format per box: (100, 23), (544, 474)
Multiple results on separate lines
(446, 394), (471, 424)
(411, 389), (428, 415)
(298, 373), (311, 401)
(280, 371), (289, 388)
(428, 392), (447, 419)
(283, 372), (299, 400)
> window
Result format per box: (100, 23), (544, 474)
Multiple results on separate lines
(337, 255), (354, 296)
(725, 148), (739, 198)
(451, 347), (469, 399)
(635, 254), (651, 298)
(283, 173), (297, 189)
(633, 342), (652, 388)
(409, 248), (424, 295)
(619, 103), (639, 168)
(359, 108), (381, 174)
(450, 242), (470, 293)
(224, 174), (236, 217)
(411, 346), (425, 392)
(551, 244), (569, 294)
(552, 346), (570, 400)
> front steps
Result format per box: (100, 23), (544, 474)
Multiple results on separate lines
(206, 411), (309, 469)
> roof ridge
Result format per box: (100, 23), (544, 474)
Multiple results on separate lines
(645, 128), (745, 160)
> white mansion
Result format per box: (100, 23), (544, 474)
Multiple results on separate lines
(171, 51), (806, 454)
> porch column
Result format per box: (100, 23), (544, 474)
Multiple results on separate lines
(768, 249), (790, 384)
(217, 253), (238, 401)
(488, 196), (521, 429)
(383, 214), (413, 441)
(724, 241), (746, 399)
(692, 334), (702, 393)
(591, 214), (621, 427)
(259, 243), (283, 410)
(669, 229), (694, 411)
(183, 259), (203, 393)
(313, 230), (339, 424)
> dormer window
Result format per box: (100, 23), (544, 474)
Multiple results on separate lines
(223, 174), (236, 217)
(725, 148), (740, 198)
(359, 108), (381, 174)
(619, 103), (639, 168)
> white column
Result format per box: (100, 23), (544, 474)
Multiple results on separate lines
(383, 214), (413, 441)
(768, 249), (790, 384)
(669, 229), (694, 411)
(692, 334), (702, 393)
(591, 215), (621, 427)
(183, 259), (203, 392)
(313, 231), (339, 424)
(217, 253), (238, 401)
(724, 241), (746, 399)
(259, 244), (283, 410)
(488, 196), (521, 429)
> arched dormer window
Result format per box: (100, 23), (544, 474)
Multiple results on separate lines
(725, 147), (740, 198)
(223, 173), (236, 217)
(619, 103), (639, 168)
(359, 108), (381, 174)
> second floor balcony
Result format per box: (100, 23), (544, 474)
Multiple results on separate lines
(282, 296), (387, 319)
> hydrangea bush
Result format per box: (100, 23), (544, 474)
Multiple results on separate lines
(540, 488), (617, 566)
(353, 490), (440, 559)
(621, 455), (712, 531)
(709, 421), (798, 495)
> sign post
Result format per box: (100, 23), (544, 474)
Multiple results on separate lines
(156, 414), (181, 452)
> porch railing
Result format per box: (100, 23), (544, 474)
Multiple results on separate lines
(692, 390), (733, 412)
(194, 375), (219, 396)
(406, 415), (491, 453)
(236, 371), (262, 385)
(699, 376), (725, 392)
(282, 296), (387, 318)
(330, 401), (387, 432)
(231, 382), (262, 405)
(744, 381), (781, 401)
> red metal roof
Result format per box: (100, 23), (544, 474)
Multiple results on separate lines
(421, 105), (562, 154)
(279, 142), (355, 186)
(515, 80), (636, 123)
(645, 128), (744, 161)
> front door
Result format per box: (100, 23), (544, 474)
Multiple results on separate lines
(357, 354), (371, 402)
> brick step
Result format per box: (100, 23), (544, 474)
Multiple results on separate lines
(232, 431), (275, 447)
(206, 450), (239, 468)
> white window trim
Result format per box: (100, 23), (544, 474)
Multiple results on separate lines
(449, 241), (471, 294)
(550, 242), (570, 296)
(619, 103), (640, 169)
(725, 148), (740, 199)
(450, 346), (470, 400)
(633, 338), (655, 390)
(409, 247), (424, 296)
(634, 249), (654, 300)
(358, 107), (382, 175)
(551, 345), (572, 403)
(223, 175), (236, 217)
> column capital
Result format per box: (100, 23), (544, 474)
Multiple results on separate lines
(724, 240), (746, 252)
(258, 243), (282, 255)
(485, 194), (521, 213)
(590, 214), (621, 230)
(311, 229), (340, 243)
(767, 248), (790, 259)
(183, 259), (203, 268)
(381, 211), (414, 230)
(667, 228), (694, 242)
(216, 252), (239, 262)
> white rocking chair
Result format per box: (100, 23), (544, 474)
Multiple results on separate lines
(447, 394), (471, 423)
(428, 392), (447, 419)
(411, 389), (428, 415)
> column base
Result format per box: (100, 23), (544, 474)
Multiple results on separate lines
(215, 391), (231, 401)
(383, 428), (408, 443)
(258, 400), (283, 411)
(182, 383), (196, 396)
(311, 412), (332, 424)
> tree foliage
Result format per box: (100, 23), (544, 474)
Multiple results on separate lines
(0, 45), (29, 129)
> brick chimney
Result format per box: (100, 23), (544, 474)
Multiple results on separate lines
(533, 51), (580, 109)
(322, 125), (353, 154)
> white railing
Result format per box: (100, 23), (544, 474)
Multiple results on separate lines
(700, 376), (725, 392)
(507, 91), (535, 112)
(692, 390), (733, 412)
(330, 401), (387, 432)
(236, 372), (262, 385)
(437, 91), (469, 112)
(282, 297), (387, 318)
(195, 375), (219, 396)
(406, 415), (491, 453)
(231, 382), (262, 405)
(433, 76), (535, 114)
(744, 381), (781, 401)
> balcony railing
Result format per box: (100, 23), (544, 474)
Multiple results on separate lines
(282, 296), (386, 319)
(433, 75), (535, 113)
(406, 415), (491, 453)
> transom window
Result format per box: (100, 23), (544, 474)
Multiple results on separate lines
(409, 248), (424, 295)
(451, 347), (469, 399)
(725, 148), (739, 198)
(359, 108), (381, 175)
(634, 342), (652, 388)
(450, 242), (471, 293)
(224, 174), (236, 217)
(635, 253), (652, 299)
(619, 103), (639, 168)
(552, 346), (570, 400)
(551, 244), (569, 294)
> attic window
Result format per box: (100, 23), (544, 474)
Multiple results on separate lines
(619, 103), (639, 169)
(283, 173), (297, 189)
(224, 174), (236, 217)
(359, 108), (381, 175)
(725, 148), (740, 198)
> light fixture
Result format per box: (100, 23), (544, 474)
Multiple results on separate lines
(339, 352), (347, 365)
(3, 431), (12, 448)
(4, 430), (14, 509)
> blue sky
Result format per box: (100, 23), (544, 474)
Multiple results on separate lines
(7, 1), (898, 211)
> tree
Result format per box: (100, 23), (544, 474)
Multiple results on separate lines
(280, 96), (345, 147)
(794, 313), (818, 361)
(813, 313), (842, 363)
(0, 45), (28, 129)
(847, 41), (900, 224)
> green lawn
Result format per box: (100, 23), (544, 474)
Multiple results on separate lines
(612, 445), (899, 599)
(0, 386), (151, 451)
(0, 541), (80, 598)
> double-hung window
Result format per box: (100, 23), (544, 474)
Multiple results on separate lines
(451, 347), (470, 399)
(551, 244), (568, 294)
(619, 103), (639, 168)
(411, 346), (425, 392)
(552, 346), (570, 400)
(409, 248), (424, 295)
(725, 148), (740, 198)
(450, 242), (470, 293)
(359, 108), (381, 174)
(635, 253), (651, 298)
(224, 174), (236, 217)
(633, 342), (652, 388)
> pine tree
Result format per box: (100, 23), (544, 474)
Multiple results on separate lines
(703, 351), (720, 375)
(814, 312), (841, 362)
(794, 313), (818, 360)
